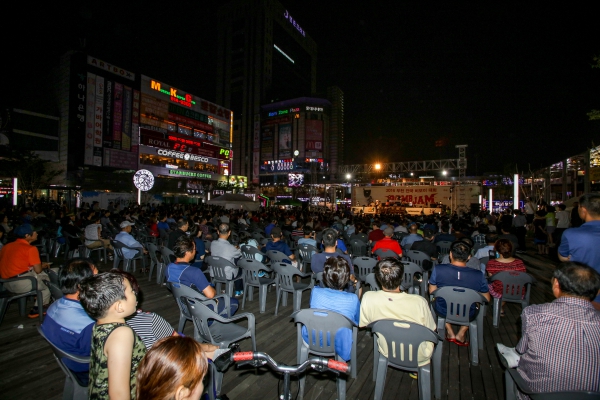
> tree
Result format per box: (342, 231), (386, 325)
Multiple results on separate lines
(0, 148), (64, 202)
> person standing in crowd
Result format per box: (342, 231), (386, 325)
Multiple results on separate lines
(511, 210), (528, 253)
(554, 203), (570, 250)
(570, 201), (583, 228)
(558, 193), (600, 309)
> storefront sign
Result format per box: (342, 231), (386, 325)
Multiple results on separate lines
(169, 170), (213, 179)
(157, 149), (209, 162)
(283, 10), (306, 37)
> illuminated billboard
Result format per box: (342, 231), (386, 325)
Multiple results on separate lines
(288, 173), (304, 187)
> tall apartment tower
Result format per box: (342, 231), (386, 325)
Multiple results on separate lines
(326, 86), (344, 178)
(216, 0), (317, 178)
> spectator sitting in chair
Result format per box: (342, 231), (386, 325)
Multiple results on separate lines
(209, 223), (244, 297)
(0, 223), (57, 318)
(297, 227), (317, 248)
(262, 227), (298, 268)
(400, 222), (423, 250)
(84, 214), (114, 261)
(410, 228), (438, 269)
(310, 228), (357, 291)
(360, 257), (437, 378)
(115, 220), (148, 259)
(474, 233), (498, 274)
(429, 241), (490, 346)
(371, 226), (403, 259)
(510, 262), (600, 398)
(304, 256), (360, 362)
(167, 218), (189, 250)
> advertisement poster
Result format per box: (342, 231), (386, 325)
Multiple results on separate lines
(121, 86), (132, 151)
(93, 75), (104, 166)
(305, 119), (323, 155)
(279, 123), (292, 158)
(261, 126), (274, 160)
(112, 83), (123, 148)
(103, 79), (113, 148)
(84, 73), (96, 165)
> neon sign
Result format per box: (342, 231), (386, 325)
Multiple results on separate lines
(169, 170), (212, 179)
(283, 10), (306, 37)
(306, 106), (323, 112)
(149, 80), (196, 108)
(267, 107), (301, 117)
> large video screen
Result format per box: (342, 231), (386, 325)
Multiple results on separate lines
(288, 173), (304, 187)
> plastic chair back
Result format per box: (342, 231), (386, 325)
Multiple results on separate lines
(353, 256), (377, 281)
(297, 243), (319, 273)
(400, 261), (424, 294)
(364, 273), (380, 291)
(436, 241), (453, 256)
(404, 249), (431, 267)
(205, 256), (242, 297)
(146, 243), (161, 282)
(0, 276), (44, 325)
(432, 286), (487, 325)
(369, 319), (441, 368)
(349, 239), (368, 257)
(374, 248), (400, 259)
(169, 282), (207, 335)
(237, 258), (275, 313)
(266, 249), (292, 264)
(37, 326), (89, 399)
(293, 308), (356, 356)
(241, 245), (266, 261)
(490, 270), (535, 303)
(160, 246), (176, 265)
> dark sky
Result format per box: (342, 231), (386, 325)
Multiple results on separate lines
(2, 1), (599, 176)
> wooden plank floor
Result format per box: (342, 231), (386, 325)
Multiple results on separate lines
(0, 239), (560, 400)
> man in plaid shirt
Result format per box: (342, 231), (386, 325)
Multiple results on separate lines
(514, 262), (600, 398)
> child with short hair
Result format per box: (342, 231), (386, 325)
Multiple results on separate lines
(79, 272), (147, 400)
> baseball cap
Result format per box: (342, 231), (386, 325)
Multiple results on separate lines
(383, 227), (394, 237)
(14, 224), (38, 237)
(120, 221), (135, 229)
(270, 227), (282, 237)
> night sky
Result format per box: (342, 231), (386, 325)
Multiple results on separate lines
(2, 1), (598, 176)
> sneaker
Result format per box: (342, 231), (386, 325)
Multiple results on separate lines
(28, 305), (48, 319)
(257, 271), (267, 278)
(234, 290), (244, 297)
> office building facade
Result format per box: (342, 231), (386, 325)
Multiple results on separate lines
(216, 0), (318, 182)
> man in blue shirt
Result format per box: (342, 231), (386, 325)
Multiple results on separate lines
(400, 222), (423, 249)
(558, 193), (600, 307)
(263, 227), (297, 267)
(429, 241), (490, 345)
(114, 220), (147, 259)
(310, 229), (357, 292)
(264, 218), (278, 237)
(166, 236), (238, 316)
(41, 259), (98, 385)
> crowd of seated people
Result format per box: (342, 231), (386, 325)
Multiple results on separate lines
(3, 192), (600, 398)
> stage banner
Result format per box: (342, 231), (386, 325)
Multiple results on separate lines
(279, 123), (292, 158)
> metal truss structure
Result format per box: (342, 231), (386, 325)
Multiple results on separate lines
(339, 144), (468, 178)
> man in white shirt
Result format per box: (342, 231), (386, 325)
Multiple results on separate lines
(84, 215), (113, 259)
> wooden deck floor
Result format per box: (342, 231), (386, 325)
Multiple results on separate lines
(0, 240), (560, 400)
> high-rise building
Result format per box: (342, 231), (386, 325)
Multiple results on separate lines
(326, 86), (344, 177)
(216, 0), (317, 182)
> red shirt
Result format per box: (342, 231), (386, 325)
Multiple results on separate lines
(368, 229), (385, 243)
(371, 237), (403, 257)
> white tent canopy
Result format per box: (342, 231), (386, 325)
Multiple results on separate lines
(207, 193), (260, 211)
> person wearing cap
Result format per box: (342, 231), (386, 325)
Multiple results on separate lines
(371, 226), (403, 258)
(400, 222), (423, 250)
(0, 224), (56, 318)
(115, 220), (147, 259)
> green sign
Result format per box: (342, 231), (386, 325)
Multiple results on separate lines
(169, 170), (212, 179)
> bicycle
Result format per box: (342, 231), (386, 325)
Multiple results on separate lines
(230, 351), (351, 400)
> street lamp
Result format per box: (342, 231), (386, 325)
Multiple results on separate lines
(442, 170), (447, 176)
(374, 163), (381, 170)
(346, 173), (351, 180)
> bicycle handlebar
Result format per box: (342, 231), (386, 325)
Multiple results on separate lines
(232, 351), (350, 375)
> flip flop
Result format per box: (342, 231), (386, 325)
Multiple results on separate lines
(446, 337), (458, 344)
(454, 339), (470, 347)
